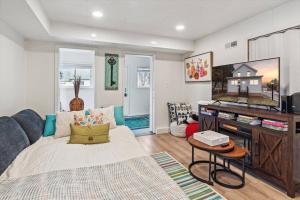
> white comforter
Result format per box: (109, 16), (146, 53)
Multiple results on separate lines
(1, 126), (148, 180)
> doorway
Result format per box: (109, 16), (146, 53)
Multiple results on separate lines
(57, 48), (95, 111)
(124, 54), (153, 136)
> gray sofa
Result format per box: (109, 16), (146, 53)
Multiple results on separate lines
(0, 109), (44, 175)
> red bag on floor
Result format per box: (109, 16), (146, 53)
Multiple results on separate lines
(185, 123), (200, 140)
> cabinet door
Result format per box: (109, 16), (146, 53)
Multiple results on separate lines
(200, 115), (216, 131)
(253, 129), (287, 181)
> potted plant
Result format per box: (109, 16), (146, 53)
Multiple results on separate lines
(69, 75), (84, 111)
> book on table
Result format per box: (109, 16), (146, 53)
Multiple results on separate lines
(262, 119), (288, 131)
(193, 130), (229, 146)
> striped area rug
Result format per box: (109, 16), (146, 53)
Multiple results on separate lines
(152, 152), (225, 200)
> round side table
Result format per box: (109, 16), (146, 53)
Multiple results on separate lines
(187, 137), (235, 185)
(211, 146), (248, 189)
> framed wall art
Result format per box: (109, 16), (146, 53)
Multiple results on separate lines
(105, 53), (119, 90)
(185, 52), (213, 82)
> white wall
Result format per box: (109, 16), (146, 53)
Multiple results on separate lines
(25, 41), (55, 116)
(124, 55), (150, 116)
(0, 20), (26, 116)
(186, 0), (300, 108)
(154, 53), (186, 131)
(25, 40), (185, 132)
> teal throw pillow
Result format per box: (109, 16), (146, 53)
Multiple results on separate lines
(114, 106), (125, 125)
(43, 114), (56, 137)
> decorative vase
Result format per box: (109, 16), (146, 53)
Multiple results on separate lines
(69, 75), (84, 111)
(70, 97), (84, 111)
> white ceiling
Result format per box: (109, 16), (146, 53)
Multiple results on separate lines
(0, 0), (292, 53)
(40, 0), (290, 40)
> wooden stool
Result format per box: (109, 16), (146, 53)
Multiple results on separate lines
(211, 146), (248, 189)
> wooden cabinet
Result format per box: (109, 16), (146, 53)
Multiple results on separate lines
(252, 129), (288, 183)
(198, 104), (300, 198)
(200, 116), (216, 131)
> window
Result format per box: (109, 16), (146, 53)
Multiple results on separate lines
(250, 79), (259, 85)
(58, 48), (95, 111)
(231, 80), (238, 85)
(60, 66), (93, 87)
(137, 68), (150, 88)
(247, 71), (251, 77)
(237, 72), (241, 77)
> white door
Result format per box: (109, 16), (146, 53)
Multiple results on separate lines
(123, 54), (153, 131)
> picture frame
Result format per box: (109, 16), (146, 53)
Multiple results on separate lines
(184, 52), (213, 82)
(105, 53), (119, 90)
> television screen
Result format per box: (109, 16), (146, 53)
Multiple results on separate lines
(212, 58), (280, 107)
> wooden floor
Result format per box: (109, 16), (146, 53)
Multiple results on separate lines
(137, 133), (299, 200)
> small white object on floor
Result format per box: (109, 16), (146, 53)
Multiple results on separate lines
(170, 121), (187, 137)
(193, 130), (229, 146)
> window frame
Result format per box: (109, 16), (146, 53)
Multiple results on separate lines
(250, 79), (259, 85)
(137, 67), (150, 88)
(59, 64), (95, 89)
(55, 47), (96, 112)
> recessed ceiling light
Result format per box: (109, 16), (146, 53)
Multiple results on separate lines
(91, 33), (97, 38)
(151, 41), (157, 45)
(176, 24), (185, 31)
(92, 11), (103, 18)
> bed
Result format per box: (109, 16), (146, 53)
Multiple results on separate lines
(0, 109), (223, 200)
(1, 125), (147, 180)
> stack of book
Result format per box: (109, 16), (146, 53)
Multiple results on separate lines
(200, 108), (217, 116)
(237, 115), (258, 124)
(262, 119), (288, 131)
(218, 112), (235, 120)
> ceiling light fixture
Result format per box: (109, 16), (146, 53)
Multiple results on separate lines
(91, 33), (97, 38)
(176, 24), (185, 31)
(92, 11), (103, 18)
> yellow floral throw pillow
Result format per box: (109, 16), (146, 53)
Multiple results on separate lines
(74, 113), (104, 127)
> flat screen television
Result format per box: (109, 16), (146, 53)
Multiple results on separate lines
(212, 58), (280, 107)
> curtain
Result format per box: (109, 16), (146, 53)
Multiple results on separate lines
(249, 29), (300, 95)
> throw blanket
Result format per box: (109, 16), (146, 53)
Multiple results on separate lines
(0, 156), (188, 200)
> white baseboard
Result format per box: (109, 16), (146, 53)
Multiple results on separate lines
(155, 127), (170, 134)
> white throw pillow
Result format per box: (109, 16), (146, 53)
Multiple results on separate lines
(55, 110), (85, 138)
(90, 106), (117, 129)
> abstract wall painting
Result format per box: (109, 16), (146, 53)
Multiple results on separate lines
(184, 52), (213, 82)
